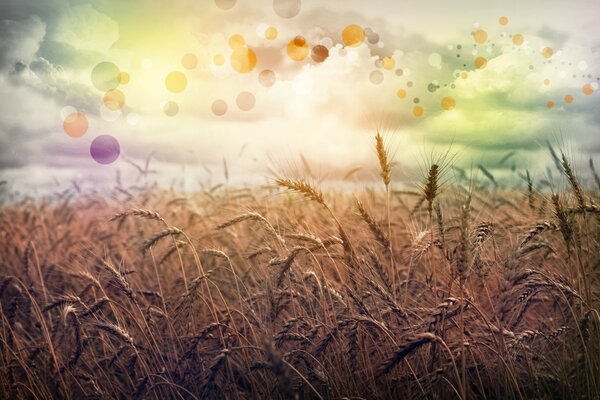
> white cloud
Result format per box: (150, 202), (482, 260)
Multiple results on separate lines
(52, 4), (119, 52)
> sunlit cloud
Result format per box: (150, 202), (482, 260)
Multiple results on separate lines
(0, 0), (599, 192)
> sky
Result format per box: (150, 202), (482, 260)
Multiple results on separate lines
(0, 0), (599, 194)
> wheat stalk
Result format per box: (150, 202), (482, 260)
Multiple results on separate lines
(376, 333), (441, 377)
(356, 200), (390, 249)
(141, 227), (183, 253)
(275, 178), (325, 205)
(375, 132), (391, 188)
(96, 322), (135, 347)
(561, 153), (585, 209)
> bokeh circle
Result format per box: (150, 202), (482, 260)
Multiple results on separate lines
(63, 112), (88, 138)
(273, 0), (301, 18)
(258, 69), (276, 87)
(212, 99), (228, 116)
(91, 62), (121, 92)
(90, 135), (120, 165)
(236, 91), (256, 111)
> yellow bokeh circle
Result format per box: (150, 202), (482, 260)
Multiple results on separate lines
(473, 29), (487, 44)
(214, 54), (225, 66)
(231, 47), (257, 73)
(265, 26), (278, 40)
(512, 34), (524, 45)
(342, 24), (365, 47)
(474, 57), (487, 69)
(412, 105), (424, 117)
(229, 34), (245, 49)
(117, 72), (130, 84)
(383, 57), (395, 70)
(165, 71), (187, 93)
(287, 36), (309, 61)
(441, 96), (456, 110)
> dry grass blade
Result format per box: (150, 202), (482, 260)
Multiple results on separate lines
(78, 297), (110, 318)
(478, 164), (498, 188)
(547, 141), (563, 171)
(517, 242), (555, 258)
(158, 240), (187, 265)
(499, 151), (516, 166)
(565, 204), (600, 215)
(343, 166), (362, 180)
(525, 170), (535, 210)
(63, 306), (83, 367)
(201, 350), (229, 398)
(434, 202), (446, 248)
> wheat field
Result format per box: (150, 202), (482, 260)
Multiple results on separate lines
(0, 142), (599, 399)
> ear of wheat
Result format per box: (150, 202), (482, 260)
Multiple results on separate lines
(275, 178), (325, 205)
(375, 132), (391, 188)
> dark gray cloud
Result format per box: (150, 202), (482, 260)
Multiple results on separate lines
(0, 15), (45, 71)
(537, 25), (569, 48)
(423, 128), (544, 151)
(0, 0), (63, 21)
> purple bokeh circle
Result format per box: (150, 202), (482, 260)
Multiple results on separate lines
(90, 134), (120, 165)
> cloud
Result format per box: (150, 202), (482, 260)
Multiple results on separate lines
(52, 4), (119, 52)
(537, 26), (569, 48)
(405, 31), (600, 165)
(0, 15), (45, 71)
(0, 0), (599, 194)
